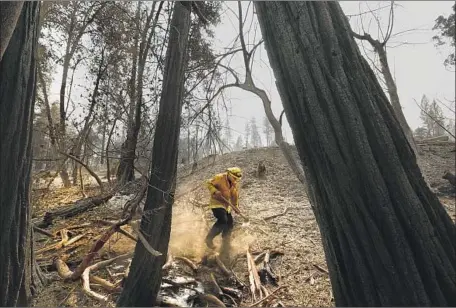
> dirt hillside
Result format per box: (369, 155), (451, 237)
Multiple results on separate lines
(32, 143), (455, 307)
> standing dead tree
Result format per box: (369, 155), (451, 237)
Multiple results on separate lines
(350, 1), (417, 155)
(198, 1), (307, 186)
(116, 2), (192, 306)
(117, 1), (165, 185)
(255, 1), (456, 305)
(39, 2), (107, 187)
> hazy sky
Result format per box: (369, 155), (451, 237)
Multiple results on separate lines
(46, 1), (455, 146)
(212, 1), (455, 144)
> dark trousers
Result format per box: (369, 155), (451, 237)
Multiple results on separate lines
(207, 208), (234, 241)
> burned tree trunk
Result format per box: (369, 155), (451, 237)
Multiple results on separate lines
(0, 2), (46, 305)
(116, 2), (191, 306)
(255, 2), (456, 306)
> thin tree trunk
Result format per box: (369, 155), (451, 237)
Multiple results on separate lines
(239, 83), (307, 186)
(350, 31), (418, 155)
(256, 2), (456, 306)
(0, 2), (45, 305)
(38, 66), (71, 187)
(100, 104), (108, 166)
(106, 118), (117, 184)
(116, 2), (191, 305)
(116, 2), (141, 185)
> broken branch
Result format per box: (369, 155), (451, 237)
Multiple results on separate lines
(313, 264), (329, 274)
(210, 273), (223, 296)
(174, 256), (198, 273)
(264, 207), (290, 221)
(70, 217), (131, 280)
(250, 285), (287, 307)
(130, 222), (162, 257)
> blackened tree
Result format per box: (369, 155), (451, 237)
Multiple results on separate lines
(116, 2), (191, 306)
(255, 2), (456, 306)
(0, 2), (46, 306)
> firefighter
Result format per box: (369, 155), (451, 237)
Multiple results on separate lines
(205, 167), (243, 249)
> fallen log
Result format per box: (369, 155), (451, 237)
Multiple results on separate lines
(39, 193), (115, 228)
(416, 135), (449, 143)
(443, 171), (456, 187)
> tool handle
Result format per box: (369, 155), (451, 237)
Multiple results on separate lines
(220, 195), (248, 221)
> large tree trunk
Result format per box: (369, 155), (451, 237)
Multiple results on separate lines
(116, 2), (191, 306)
(255, 2), (456, 306)
(0, 2), (46, 305)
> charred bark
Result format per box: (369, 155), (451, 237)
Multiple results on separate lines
(39, 193), (114, 228)
(0, 2), (44, 305)
(116, 2), (191, 306)
(255, 2), (456, 306)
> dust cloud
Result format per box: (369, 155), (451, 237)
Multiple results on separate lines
(169, 201), (256, 261)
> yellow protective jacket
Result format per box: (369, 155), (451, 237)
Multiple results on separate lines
(206, 172), (239, 214)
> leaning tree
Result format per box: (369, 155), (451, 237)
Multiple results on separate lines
(0, 2), (46, 306)
(116, 1), (192, 306)
(255, 2), (455, 306)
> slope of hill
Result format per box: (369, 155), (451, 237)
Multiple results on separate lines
(170, 142), (455, 306)
(31, 143), (455, 307)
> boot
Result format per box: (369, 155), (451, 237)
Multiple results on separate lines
(220, 235), (232, 263)
(205, 225), (223, 249)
